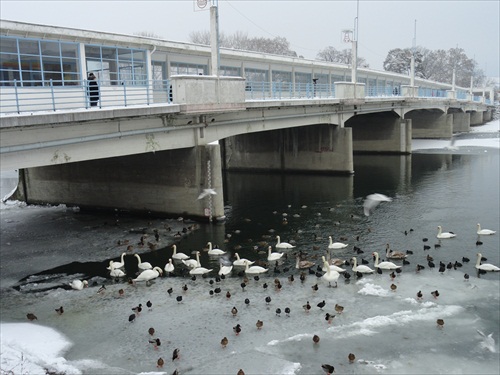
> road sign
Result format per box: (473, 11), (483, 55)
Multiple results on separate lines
(341, 29), (354, 43)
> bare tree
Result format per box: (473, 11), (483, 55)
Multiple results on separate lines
(316, 46), (369, 67)
(189, 30), (297, 57)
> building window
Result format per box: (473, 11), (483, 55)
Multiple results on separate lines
(170, 62), (207, 76)
(220, 65), (241, 77)
(0, 36), (80, 86)
(84, 45), (147, 85)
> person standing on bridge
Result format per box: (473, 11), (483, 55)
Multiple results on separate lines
(87, 72), (100, 107)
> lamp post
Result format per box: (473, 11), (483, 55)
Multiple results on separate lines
(351, 0), (359, 85)
(210, 0), (220, 76)
(410, 20), (416, 88)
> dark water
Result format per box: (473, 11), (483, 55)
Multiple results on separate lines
(1, 144), (499, 292)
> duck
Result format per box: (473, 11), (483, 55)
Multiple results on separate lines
(351, 257), (375, 273)
(295, 256), (315, 269)
(385, 244), (407, 259)
(244, 260), (268, 275)
(233, 253), (254, 266)
(170, 244), (189, 260)
(164, 259), (175, 274)
(372, 252), (401, 270)
(328, 236), (348, 249)
(107, 252), (126, 270)
(475, 253), (500, 272)
(182, 251), (202, 269)
(275, 235), (295, 249)
(267, 246), (284, 262)
(69, 279), (88, 290)
(437, 225), (456, 239)
(321, 256), (346, 272)
(218, 262), (233, 276)
(132, 267), (163, 284)
(322, 259), (340, 287)
(477, 223), (496, 235)
(207, 242), (226, 255)
(134, 254), (153, 270)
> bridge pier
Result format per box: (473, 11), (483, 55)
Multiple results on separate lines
(405, 110), (452, 138)
(469, 111), (484, 125)
(483, 110), (493, 122)
(451, 112), (470, 132)
(221, 125), (354, 174)
(13, 145), (225, 221)
(346, 112), (412, 154)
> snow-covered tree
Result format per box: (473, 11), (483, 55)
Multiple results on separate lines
(383, 46), (486, 87)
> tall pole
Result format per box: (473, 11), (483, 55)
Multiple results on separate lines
(210, 0), (220, 76)
(351, 0), (359, 84)
(410, 19), (416, 88)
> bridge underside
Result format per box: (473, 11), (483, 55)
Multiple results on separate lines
(221, 125), (354, 175)
(345, 112), (412, 154)
(13, 145), (225, 221)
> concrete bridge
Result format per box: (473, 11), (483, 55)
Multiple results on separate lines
(1, 75), (493, 221)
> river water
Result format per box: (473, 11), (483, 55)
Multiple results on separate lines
(0, 120), (499, 375)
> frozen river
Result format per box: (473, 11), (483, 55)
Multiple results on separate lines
(1, 120), (499, 375)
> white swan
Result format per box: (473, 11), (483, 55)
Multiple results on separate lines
(321, 256), (346, 272)
(244, 260), (268, 275)
(351, 257), (375, 273)
(107, 252), (126, 270)
(275, 235), (295, 249)
(164, 258), (175, 274)
(363, 193), (392, 216)
(110, 268), (126, 278)
(385, 244), (407, 259)
(322, 259), (340, 287)
(182, 251), (201, 269)
(475, 253), (500, 272)
(134, 254), (153, 270)
(328, 236), (348, 249)
(372, 252), (401, 270)
(133, 266), (163, 284)
(296, 256), (315, 269)
(267, 246), (284, 261)
(437, 225), (456, 239)
(171, 244), (189, 260)
(477, 223), (496, 235)
(189, 265), (213, 275)
(207, 242), (226, 255)
(233, 253), (254, 266)
(69, 279), (88, 290)
(218, 262), (233, 276)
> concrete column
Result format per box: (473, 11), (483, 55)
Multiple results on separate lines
(405, 110), (453, 138)
(13, 145), (225, 221)
(483, 110), (492, 122)
(221, 125), (354, 174)
(335, 82), (365, 99)
(452, 112), (470, 132)
(469, 111), (484, 125)
(401, 85), (418, 97)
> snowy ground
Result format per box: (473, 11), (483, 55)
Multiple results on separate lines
(1, 119), (499, 375)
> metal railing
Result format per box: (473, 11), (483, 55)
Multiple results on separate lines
(0, 78), (489, 116)
(0, 79), (172, 115)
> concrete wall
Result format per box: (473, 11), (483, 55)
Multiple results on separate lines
(221, 125), (354, 174)
(346, 112), (412, 154)
(14, 145), (225, 221)
(451, 112), (470, 132)
(405, 110), (452, 138)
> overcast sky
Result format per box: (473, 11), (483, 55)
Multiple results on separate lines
(1, 0), (499, 79)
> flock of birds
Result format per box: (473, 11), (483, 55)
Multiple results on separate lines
(34, 216), (496, 374)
